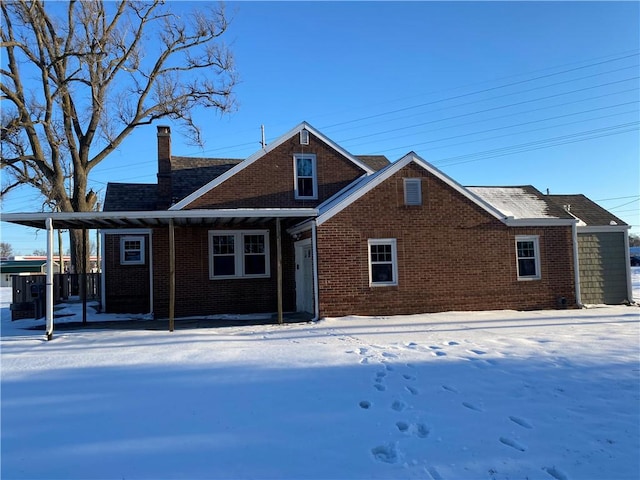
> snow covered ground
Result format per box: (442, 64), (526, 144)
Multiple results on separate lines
(2, 270), (639, 480)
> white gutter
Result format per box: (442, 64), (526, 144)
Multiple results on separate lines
(505, 218), (578, 227)
(2, 208), (318, 225)
(312, 220), (320, 321)
(572, 222), (583, 308)
(45, 217), (54, 340)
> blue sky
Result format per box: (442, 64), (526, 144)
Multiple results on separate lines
(2, 1), (639, 254)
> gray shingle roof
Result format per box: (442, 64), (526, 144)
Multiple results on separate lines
(548, 194), (627, 226)
(171, 157), (242, 201)
(467, 186), (575, 220)
(355, 155), (390, 172)
(103, 183), (157, 211)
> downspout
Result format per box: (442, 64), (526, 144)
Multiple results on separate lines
(45, 217), (54, 340)
(312, 220), (319, 321)
(148, 230), (154, 315)
(572, 221), (583, 308)
(623, 226), (633, 303)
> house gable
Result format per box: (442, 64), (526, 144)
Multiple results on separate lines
(317, 152), (509, 226)
(171, 122), (375, 210)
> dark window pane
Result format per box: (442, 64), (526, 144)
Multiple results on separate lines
(371, 244), (391, 262)
(517, 241), (534, 258)
(124, 251), (141, 262)
(372, 264), (393, 283)
(298, 178), (314, 197)
(518, 258), (537, 277)
(213, 235), (234, 255)
(244, 235), (265, 253)
(245, 254), (266, 275)
(296, 157), (313, 176)
(213, 256), (235, 276)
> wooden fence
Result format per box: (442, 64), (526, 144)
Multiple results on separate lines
(10, 273), (100, 320)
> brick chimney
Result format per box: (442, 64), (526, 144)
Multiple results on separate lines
(157, 125), (172, 209)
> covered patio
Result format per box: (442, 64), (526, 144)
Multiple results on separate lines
(2, 208), (317, 340)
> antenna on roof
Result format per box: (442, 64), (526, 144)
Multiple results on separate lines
(261, 125), (266, 149)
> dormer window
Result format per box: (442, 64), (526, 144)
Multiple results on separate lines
(294, 154), (317, 200)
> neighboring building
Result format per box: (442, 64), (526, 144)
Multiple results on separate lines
(0, 259), (59, 288)
(97, 121), (627, 320)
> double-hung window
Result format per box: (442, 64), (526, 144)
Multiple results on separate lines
(209, 230), (270, 279)
(515, 235), (541, 280)
(294, 154), (318, 200)
(368, 239), (398, 286)
(121, 236), (144, 265)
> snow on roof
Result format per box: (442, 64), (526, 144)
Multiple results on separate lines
(467, 186), (569, 220)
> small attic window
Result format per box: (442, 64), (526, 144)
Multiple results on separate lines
(404, 178), (422, 206)
(300, 129), (309, 145)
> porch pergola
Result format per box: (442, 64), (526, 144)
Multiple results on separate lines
(2, 209), (317, 340)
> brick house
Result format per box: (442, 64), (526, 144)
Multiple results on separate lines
(95, 121), (633, 321)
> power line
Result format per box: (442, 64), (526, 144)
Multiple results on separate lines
(321, 53), (640, 130)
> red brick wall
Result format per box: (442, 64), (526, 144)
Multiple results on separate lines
(316, 163), (576, 316)
(185, 133), (366, 209)
(103, 233), (151, 313)
(151, 222), (297, 318)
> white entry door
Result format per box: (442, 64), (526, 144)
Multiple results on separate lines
(295, 240), (314, 313)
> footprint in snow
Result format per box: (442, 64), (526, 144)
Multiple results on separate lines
(396, 421), (410, 433)
(360, 357), (369, 365)
(542, 466), (569, 480)
(359, 347), (369, 355)
(447, 341), (459, 346)
(391, 400), (406, 411)
(359, 400), (372, 409)
(414, 423), (430, 438)
(406, 363), (415, 368)
(371, 443), (398, 464)
(384, 363), (395, 371)
(374, 384), (386, 392)
(376, 371), (387, 378)
(429, 345), (442, 350)
(509, 415), (533, 429)
(426, 466), (444, 480)
(405, 386), (419, 395)
(462, 401), (482, 412)
(402, 374), (416, 381)
(382, 352), (398, 358)
(442, 384), (458, 393)
(405, 342), (418, 349)
(433, 351), (447, 357)
(468, 349), (486, 355)
(499, 436), (526, 452)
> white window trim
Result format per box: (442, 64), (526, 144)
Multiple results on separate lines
(120, 236), (145, 265)
(515, 235), (541, 281)
(368, 238), (398, 287)
(293, 153), (318, 200)
(209, 230), (270, 280)
(404, 178), (422, 205)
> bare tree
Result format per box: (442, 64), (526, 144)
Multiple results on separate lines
(1, 0), (237, 271)
(0, 241), (13, 257)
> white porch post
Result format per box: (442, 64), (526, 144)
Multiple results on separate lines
(276, 218), (283, 324)
(45, 217), (54, 340)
